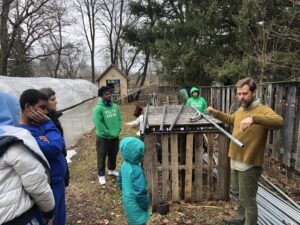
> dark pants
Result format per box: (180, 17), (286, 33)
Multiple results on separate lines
(96, 136), (119, 176)
(231, 166), (263, 225)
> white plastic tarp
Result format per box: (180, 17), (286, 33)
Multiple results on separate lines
(0, 76), (98, 147)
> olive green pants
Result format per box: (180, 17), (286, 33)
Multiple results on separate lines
(231, 166), (263, 225)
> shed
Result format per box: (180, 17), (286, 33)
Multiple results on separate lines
(96, 64), (129, 103)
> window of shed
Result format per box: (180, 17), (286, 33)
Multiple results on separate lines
(106, 79), (121, 94)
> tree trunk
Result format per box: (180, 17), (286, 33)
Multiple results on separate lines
(0, 0), (13, 75)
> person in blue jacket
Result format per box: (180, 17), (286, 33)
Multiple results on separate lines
(118, 137), (150, 225)
(18, 89), (67, 225)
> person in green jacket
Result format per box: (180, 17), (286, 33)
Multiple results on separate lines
(93, 86), (122, 185)
(118, 137), (150, 225)
(186, 87), (207, 113)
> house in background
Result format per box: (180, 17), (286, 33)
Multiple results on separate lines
(96, 64), (129, 103)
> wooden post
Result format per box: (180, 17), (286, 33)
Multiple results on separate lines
(283, 86), (296, 167)
(184, 134), (193, 201)
(194, 134), (203, 201)
(171, 134), (180, 202)
(273, 85), (283, 160)
(216, 133), (230, 200)
(161, 135), (169, 201)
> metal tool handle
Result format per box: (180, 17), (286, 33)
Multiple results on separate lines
(192, 107), (245, 148)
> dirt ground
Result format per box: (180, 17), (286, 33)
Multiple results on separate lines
(66, 103), (300, 225)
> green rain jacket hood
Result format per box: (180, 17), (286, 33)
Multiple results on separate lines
(120, 137), (144, 164)
(190, 87), (200, 95)
(118, 137), (150, 225)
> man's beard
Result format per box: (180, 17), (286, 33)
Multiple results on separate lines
(240, 98), (254, 108)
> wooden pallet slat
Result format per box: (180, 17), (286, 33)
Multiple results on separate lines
(171, 134), (180, 202)
(194, 134), (204, 201)
(207, 133), (214, 200)
(184, 134), (193, 201)
(161, 135), (169, 201)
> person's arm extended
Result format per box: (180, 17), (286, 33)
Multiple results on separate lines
(93, 106), (110, 136)
(132, 166), (150, 211)
(37, 120), (65, 159)
(207, 106), (235, 125)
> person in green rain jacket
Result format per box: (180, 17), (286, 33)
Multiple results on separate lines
(93, 86), (122, 185)
(186, 87), (207, 113)
(118, 137), (150, 225)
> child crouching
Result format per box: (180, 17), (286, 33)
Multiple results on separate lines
(118, 137), (150, 225)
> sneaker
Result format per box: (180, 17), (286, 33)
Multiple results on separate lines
(223, 217), (244, 225)
(98, 175), (106, 185)
(108, 170), (119, 177)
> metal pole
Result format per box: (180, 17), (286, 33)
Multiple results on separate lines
(140, 104), (149, 135)
(169, 103), (185, 131)
(159, 105), (167, 132)
(261, 175), (300, 211)
(191, 107), (245, 148)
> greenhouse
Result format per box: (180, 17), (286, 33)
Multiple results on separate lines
(0, 76), (98, 147)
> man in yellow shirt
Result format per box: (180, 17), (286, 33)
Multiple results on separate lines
(207, 78), (283, 225)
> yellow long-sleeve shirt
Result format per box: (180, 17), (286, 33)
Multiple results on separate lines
(214, 104), (284, 166)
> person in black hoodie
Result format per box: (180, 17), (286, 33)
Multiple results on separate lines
(39, 87), (70, 187)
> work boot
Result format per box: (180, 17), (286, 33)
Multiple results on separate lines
(223, 217), (244, 225)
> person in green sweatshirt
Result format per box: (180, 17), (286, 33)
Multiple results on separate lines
(93, 86), (122, 185)
(207, 78), (283, 225)
(186, 87), (207, 113)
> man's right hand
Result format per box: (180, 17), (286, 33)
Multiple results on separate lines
(207, 106), (216, 115)
(28, 109), (49, 124)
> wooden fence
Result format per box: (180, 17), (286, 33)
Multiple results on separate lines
(198, 81), (300, 171)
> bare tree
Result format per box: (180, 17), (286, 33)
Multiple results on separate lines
(0, 0), (52, 75)
(98, 0), (125, 66)
(60, 44), (86, 78)
(74, 0), (101, 83)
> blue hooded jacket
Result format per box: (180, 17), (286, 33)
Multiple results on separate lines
(18, 120), (66, 184)
(118, 137), (150, 225)
(0, 92), (20, 128)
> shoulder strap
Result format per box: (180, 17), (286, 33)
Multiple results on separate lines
(0, 135), (51, 174)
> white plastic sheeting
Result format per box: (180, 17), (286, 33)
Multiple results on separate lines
(0, 76), (98, 147)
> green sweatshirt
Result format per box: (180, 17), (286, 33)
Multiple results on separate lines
(186, 87), (207, 113)
(93, 100), (122, 139)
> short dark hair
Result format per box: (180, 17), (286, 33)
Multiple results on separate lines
(39, 87), (55, 99)
(19, 89), (48, 111)
(236, 78), (257, 92)
(98, 86), (112, 97)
